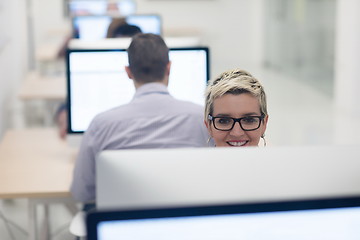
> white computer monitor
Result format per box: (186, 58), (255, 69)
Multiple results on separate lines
(69, 0), (108, 16)
(125, 14), (162, 35)
(66, 47), (209, 134)
(117, 0), (136, 17)
(87, 196), (360, 240)
(72, 14), (161, 40)
(72, 15), (113, 40)
(68, 0), (136, 16)
(96, 145), (360, 210)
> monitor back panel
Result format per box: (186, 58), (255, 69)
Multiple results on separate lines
(96, 146), (360, 210)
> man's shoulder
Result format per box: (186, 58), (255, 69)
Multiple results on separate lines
(93, 104), (131, 121)
(171, 99), (204, 111)
(91, 98), (204, 124)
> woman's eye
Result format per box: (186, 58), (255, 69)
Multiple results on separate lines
(242, 117), (258, 124)
(217, 118), (232, 125)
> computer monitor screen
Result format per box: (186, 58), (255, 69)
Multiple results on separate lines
(68, 0), (136, 16)
(125, 14), (162, 35)
(87, 197), (360, 240)
(73, 15), (112, 40)
(117, 0), (136, 16)
(66, 47), (209, 134)
(72, 14), (161, 40)
(72, 14), (162, 41)
(69, 0), (107, 16)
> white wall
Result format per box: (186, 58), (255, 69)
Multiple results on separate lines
(333, 0), (360, 144)
(31, 0), (264, 77)
(0, 0), (28, 138)
(135, 0), (264, 77)
(32, 0), (69, 49)
(334, 0), (360, 115)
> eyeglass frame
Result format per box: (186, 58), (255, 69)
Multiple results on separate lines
(208, 114), (265, 131)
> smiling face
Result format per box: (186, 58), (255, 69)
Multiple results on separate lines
(205, 93), (268, 147)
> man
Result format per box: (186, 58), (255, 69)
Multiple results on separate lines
(106, 17), (142, 38)
(70, 33), (209, 202)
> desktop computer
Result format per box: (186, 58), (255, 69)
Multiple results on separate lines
(65, 47), (209, 146)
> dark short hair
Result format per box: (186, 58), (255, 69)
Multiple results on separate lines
(127, 33), (169, 83)
(113, 24), (142, 37)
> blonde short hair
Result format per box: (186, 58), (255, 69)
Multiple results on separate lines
(204, 69), (268, 120)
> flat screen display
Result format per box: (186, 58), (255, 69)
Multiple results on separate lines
(126, 14), (162, 35)
(73, 15), (112, 40)
(72, 14), (161, 40)
(87, 197), (360, 240)
(68, 0), (136, 16)
(66, 47), (209, 133)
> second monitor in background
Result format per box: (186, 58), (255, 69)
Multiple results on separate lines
(68, 0), (136, 17)
(125, 14), (162, 36)
(66, 47), (209, 134)
(72, 14), (162, 40)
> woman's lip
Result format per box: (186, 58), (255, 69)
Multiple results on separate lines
(227, 141), (248, 146)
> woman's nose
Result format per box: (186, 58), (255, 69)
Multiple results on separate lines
(229, 122), (245, 136)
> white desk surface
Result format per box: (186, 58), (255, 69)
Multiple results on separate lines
(0, 128), (77, 199)
(18, 72), (66, 101)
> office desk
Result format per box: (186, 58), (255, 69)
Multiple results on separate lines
(0, 128), (78, 240)
(36, 43), (62, 62)
(18, 72), (66, 101)
(18, 72), (66, 127)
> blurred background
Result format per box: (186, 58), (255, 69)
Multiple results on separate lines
(0, 0), (359, 146)
(1, 1), (360, 239)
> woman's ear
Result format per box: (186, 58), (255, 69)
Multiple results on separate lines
(204, 120), (213, 137)
(261, 115), (269, 135)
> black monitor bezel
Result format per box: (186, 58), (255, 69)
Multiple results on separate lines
(87, 196), (360, 240)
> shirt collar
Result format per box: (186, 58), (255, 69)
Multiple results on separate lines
(134, 82), (169, 98)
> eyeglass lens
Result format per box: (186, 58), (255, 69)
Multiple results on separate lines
(213, 116), (261, 131)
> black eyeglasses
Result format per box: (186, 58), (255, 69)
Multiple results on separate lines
(208, 115), (264, 131)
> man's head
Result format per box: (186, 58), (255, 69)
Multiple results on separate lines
(126, 34), (170, 85)
(112, 24), (142, 38)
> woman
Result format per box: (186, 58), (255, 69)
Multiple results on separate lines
(204, 69), (268, 147)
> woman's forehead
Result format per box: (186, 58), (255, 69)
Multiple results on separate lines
(213, 93), (261, 115)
